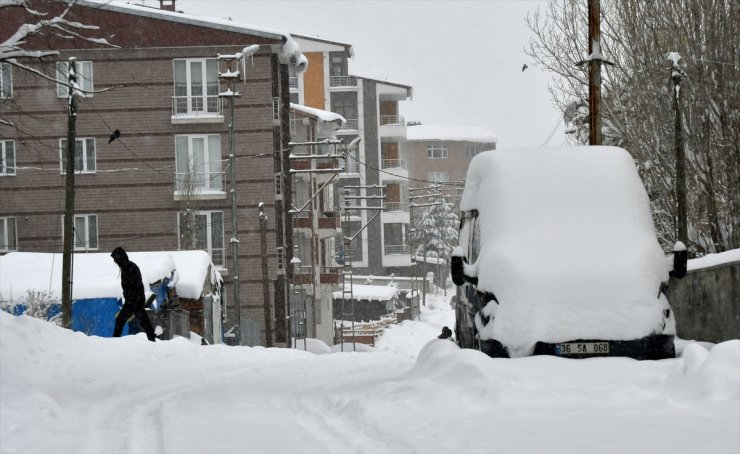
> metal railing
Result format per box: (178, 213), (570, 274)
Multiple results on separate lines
(384, 201), (409, 212)
(330, 75), (357, 87)
(172, 95), (222, 116)
(341, 161), (361, 174)
(384, 244), (410, 255)
(381, 159), (407, 169)
(174, 171), (224, 193)
(339, 119), (358, 130)
(380, 115), (405, 126)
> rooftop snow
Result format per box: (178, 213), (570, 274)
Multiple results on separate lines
(0, 251), (217, 302)
(406, 125), (497, 143)
(688, 249), (740, 272)
(290, 103), (346, 127)
(332, 285), (397, 301)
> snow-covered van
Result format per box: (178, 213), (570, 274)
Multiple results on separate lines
(451, 146), (687, 359)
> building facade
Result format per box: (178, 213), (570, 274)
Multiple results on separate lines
(0, 1), (306, 345)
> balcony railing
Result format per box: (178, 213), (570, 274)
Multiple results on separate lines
(381, 159), (407, 169)
(289, 76), (298, 89)
(174, 171), (224, 193)
(380, 115), (405, 126)
(172, 95), (222, 116)
(338, 119), (358, 130)
(330, 75), (357, 87)
(384, 201), (409, 212)
(384, 244), (410, 255)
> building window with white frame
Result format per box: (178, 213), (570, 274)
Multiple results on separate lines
(1, 140), (15, 176)
(57, 61), (93, 98)
(175, 135), (223, 193)
(64, 214), (98, 251)
(0, 217), (17, 251)
(427, 171), (449, 183)
(0, 63), (12, 99)
(60, 138), (96, 174)
(427, 144), (448, 159)
(173, 58), (220, 116)
(178, 211), (225, 268)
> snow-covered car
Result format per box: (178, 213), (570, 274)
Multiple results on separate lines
(451, 146), (687, 359)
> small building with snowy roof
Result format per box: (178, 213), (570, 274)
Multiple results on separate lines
(332, 284), (403, 323)
(0, 251), (223, 343)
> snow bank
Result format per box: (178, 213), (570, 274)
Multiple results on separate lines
(688, 248), (740, 271)
(460, 147), (672, 356)
(332, 284), (397, 301)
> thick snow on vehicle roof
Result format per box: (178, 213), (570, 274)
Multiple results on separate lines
(460, 146), (671, 356)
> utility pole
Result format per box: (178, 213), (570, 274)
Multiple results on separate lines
(61, 57), (77, 329)
(259, 202), (273, 347)
(217, 45), (258, 345)
(218, 53), (242, 345)
(669, 52), (688, 245)
(340, 184), (386, 351)
(587, 0), (602, 145)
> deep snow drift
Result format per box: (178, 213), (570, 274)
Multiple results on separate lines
(1, 295), (738, 454)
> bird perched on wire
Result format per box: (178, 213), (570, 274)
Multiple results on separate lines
(522, 64), (528, 72)
(108, 129), (120, 144)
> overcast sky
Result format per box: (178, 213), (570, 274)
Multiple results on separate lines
(169, 0), (566, 149)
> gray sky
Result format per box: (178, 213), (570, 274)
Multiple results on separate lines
(171, 0), (566, 149)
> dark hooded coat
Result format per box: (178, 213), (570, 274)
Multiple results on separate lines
(111, 247), (145, 303)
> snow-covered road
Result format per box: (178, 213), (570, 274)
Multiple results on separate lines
(1, 297), (738, 454)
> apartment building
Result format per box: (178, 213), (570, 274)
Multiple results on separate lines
(291, 36), (414, 277)
(0, 0), (305, 345)
(405, 124), (497, 207)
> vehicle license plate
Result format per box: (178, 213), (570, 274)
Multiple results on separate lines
(555, 342), (610, 355)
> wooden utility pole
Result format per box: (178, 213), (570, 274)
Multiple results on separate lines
(259, 202), (273, 347)
(587, 0), (603, 145)
(61, 57), (77, 329)
(669, 53), (688, 244)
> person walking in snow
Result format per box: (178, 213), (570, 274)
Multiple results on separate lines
(111, 247), (156, 342)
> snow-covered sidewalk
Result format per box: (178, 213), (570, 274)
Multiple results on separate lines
(1, 295), (738, 454)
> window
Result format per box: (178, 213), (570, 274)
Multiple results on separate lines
(173, 58), (220, 115)
(0, 63), (12, 99)
(60, 138), (96, 173)
(272, 96), (281, 121)
(274, 173), (283, 197)
(64, 214), (97, 251)
(178, 211), (225, 267)
(0, 217), (17, 251)
(175, 135), (222, 193)
(276, 246), (285, 271)
(330, 52), (345, 77)
(1, 140), (15, 176)
(383, 223), (409, 255)
(57, 61), (93, 98)
(427, 171), (449, 183)
(427, 144), (448, 159)
(331, 92), (358, 122)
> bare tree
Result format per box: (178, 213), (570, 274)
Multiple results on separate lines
(527, 0), (740, 256)
(1, 0), (114, 125)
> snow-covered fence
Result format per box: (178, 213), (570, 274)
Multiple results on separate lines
(667, 250), (739, 343)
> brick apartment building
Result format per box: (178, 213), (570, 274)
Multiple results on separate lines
(0, 0), (306, 345)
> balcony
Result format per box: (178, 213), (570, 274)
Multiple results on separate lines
(337, 119), (359, 132)
(293, 211), (341, 236)
(173, 171), (226, 200)
(384, 201), (409, 212)
(379, 115), (406, 139)
(384, 244), (410, 255)
(171, 95), (223, 124)
(381, 159), (407, 170)
(330, 76), (358, 88)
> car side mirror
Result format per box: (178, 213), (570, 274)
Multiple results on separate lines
(451, 255), (466, 286)
(669, 241), (687, 279)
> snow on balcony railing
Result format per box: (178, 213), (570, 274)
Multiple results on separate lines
(380, 115), (405, 126)
(330, 75), (357, 87)
(381, 159), (407, 169)
(384, 202), (409, 212)
(172, 95), (222, 116)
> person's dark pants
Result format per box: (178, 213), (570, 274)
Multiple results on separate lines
(113, 298), (156, 342)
